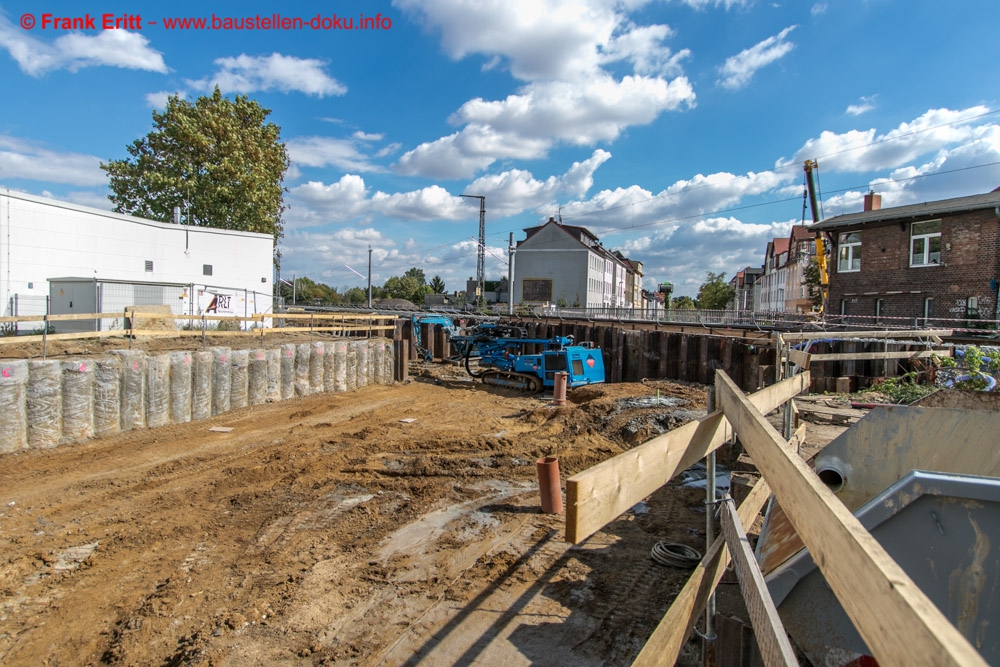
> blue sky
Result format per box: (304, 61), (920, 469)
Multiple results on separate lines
(2, 1), (998, 298)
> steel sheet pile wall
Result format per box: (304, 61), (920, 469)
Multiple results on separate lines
(504, 320), (777, 392)
(0, 339), (395, 453)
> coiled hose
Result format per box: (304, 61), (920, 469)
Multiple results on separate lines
(650, 541), (702, 568)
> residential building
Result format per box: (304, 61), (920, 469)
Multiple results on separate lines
(512, 218), (643, 309)
(811, 189), (1000, 323)
(728, 266), (763, 310)
(0, 189), (275, 325)
(753, 225), (816, 313)
(755, 237), (789, 311)
(784, 224), (817, 313)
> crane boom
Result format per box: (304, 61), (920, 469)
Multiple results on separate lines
(804, 160), (829, 314)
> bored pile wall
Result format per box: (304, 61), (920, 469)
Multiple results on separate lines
(0, 338), (395, 454)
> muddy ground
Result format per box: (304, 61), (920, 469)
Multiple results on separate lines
(0, 345), (783, 667)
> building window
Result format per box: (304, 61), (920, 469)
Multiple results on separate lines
(145, 260), (153, 272)
(966, 296), (979, 319)
(203, 264), (213, 276)
(840, 299), (846, 315)
(522, 279), (553, 302)
(837, 232), (861, 272)
(875, 299), (884, 323)
(924, 297), (934, 320)
(910, 220), (941, 267)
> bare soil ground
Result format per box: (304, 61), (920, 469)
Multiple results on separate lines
(0, 353), (746, 667)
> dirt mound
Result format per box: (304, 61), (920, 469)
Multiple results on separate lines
(0, 370), (727, 666)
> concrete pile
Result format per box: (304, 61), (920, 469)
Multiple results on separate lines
(0, 338), (395, 453)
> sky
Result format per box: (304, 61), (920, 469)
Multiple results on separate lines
(1, 0), (999, 298)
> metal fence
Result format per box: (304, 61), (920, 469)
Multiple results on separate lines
(504, 305), (1000, 335)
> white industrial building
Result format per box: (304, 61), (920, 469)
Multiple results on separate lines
(0, 189), (274, 330)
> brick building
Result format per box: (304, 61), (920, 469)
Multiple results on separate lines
(812, 189), (1000, 323)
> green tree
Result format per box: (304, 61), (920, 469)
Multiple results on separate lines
(803, 258), (824, 310)
(344, 287), (367, 304)
(429, 275), (446, 294)
(695, 272), (735, 310)
(101, 87), (289, 253)
(403, 267), (426, 285)
(671, 295), (696, 309)
(382, 275), (421, 301)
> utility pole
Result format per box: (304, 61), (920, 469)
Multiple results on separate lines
(508, 232), (515, 316)
(461, 194), (486, 305)
(292, 273), (296, 305)
(367, 245), (373, 308)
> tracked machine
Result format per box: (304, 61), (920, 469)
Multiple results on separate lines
(451, 323), (605, 392)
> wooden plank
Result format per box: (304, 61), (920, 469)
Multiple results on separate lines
(807, 349), (950, 361)
(718, 499), (799, 667)
(786, 349), (810, 367)
(715, 370), (986, 667)
(0, 329), (129, 344)
(780, 329), (953, 341)
(633, 478), (772, 667)
(0, 315), (45, 323)
(565, 372), (809, 544)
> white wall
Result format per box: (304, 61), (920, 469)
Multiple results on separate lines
(0, 190), (274, 316)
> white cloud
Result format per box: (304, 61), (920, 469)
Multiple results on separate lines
(718, 25), (797, 90)
(846, 95), (877, 116)
(287, 175), (371, 227)
(811, 3), (828, 16)
(0, 136), (105, 186)
(187, 53), (346, 97)
(289, 151), (613, 229)
(0, 14), (167, 76)
(371, 186), (471, 221)
(145, 90), (187, 108)
(394, 0), (684, 83)
(464, 149), (612, 216)
(396, 74), (694, 179)
(353, 131), (384, 142)
(375, 142), (402, 158)
(454, 75), (695, 144)
(286, 136), (387, 173)
(391, 0), (696, 179)
(674, 0), (752, 9)
(394, 125), (552, 179)
(785, 106), (993, 173)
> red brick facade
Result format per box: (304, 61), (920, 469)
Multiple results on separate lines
(828, 208), (1000, 322)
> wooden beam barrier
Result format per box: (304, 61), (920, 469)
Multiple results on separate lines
(780, 329), (953, 341)
(714, 370), (986, 667)
(633, 479), (772, 667)
(806, 349), (951, 361)
(0, 329), (130, 344)
(718, 498), (798, 667)
(565, 371), (809, 544)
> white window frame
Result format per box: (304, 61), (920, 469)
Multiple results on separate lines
(837, 232), (861, 272)
(910, 220), (941, 267)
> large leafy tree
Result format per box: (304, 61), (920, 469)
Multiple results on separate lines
(101, 87), (290, 249)
(429, 275), (446, 294)
(695, 272), (735, 310)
